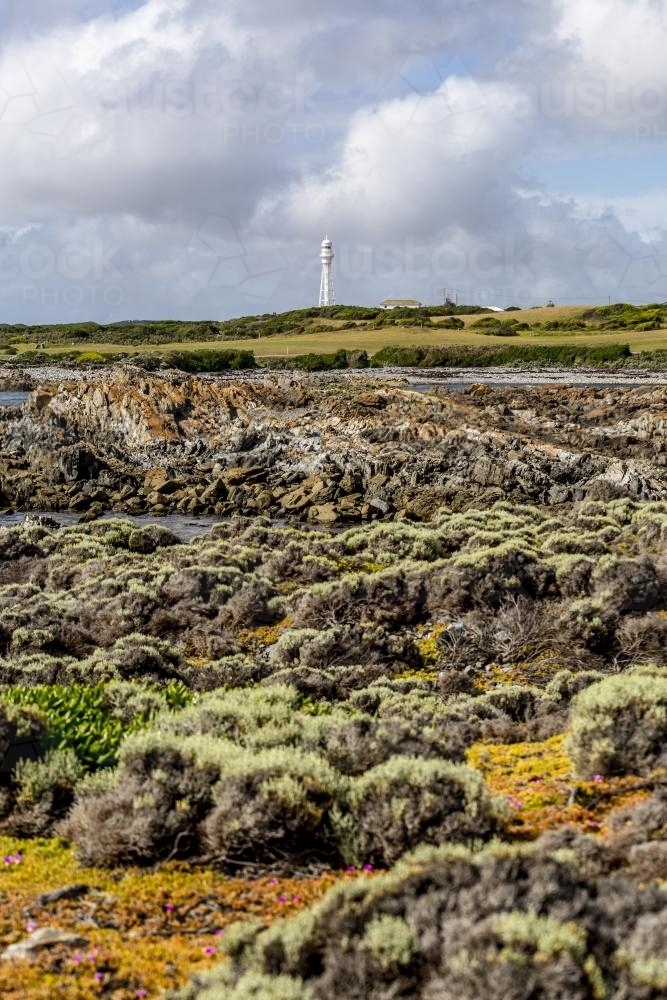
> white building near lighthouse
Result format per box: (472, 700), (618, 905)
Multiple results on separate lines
(319, 236), (335, 307)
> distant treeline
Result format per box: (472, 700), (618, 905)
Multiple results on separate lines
(0, 302), (667, 363)
(370, 343), (633, 367)
(4, 342), (654, 373)
(0, 304), (487, 347)
(1, 302), (666, 348)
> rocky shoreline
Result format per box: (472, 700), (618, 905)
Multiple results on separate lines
(2, 362), (667, 391)
(2, 365), (667, 524)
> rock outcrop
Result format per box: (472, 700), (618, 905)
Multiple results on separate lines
(2, 367), (667, 521)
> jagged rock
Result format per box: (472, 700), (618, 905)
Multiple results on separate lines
(199, 477), (228, 503)
(352, 391), (386, 408)
(222, 466), (266, 486)
(4, 368), (667, 523)
(153, 479), (185, 496)
(280, 487), (312, 512)
(310, 503), (339, 523)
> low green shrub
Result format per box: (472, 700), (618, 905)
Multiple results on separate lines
(203, 747), (342, 862)
(15, 747), (83, 808)
(1, 681), (191, 770)
(162, 349), (257, 372)
(567, 667), (667, 777)
(62, 736), (220, 866)
(290, 349), (349, 372)
(174, 843), (662, 1000)
(343, 756), (503, 866)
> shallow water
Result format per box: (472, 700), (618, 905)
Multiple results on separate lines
(0, 391), (30, 407)
(409, 378), (667, 392)
(0, 511), (223, 541)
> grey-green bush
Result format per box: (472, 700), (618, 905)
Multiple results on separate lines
(343, 757), (503, 866)
(567, 666), (667, 777)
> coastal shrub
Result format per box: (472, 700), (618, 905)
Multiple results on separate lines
(370, 343), (632, 369)
(75, 351), (106, 364)
(557, 598), (619, 654)
(471, 316), (520, 328)
(203, 748), (342, 862)
(162, 685), (305, 744)
(175, 970), (313, 1000)
(343, 757), (503, 866)
(268, 623), (419, 672)
(127, 525), (182, 553)
(162, 349), (257, 372)
(291, 349), (349, 372)
(567, 667), (667, 777)
(443, 912), (606, 1000)
(371, 345), (424, 367)
(84, 633), (187, 684)
(13, 748), (83, 820)
(321, 714), (466, 775)
(62, 737), (219, 866)
(176, 844), (666, 1000)
(0, 701), (44, 771)
(591, 554), (662, 613)
(431, 316), (464, 329)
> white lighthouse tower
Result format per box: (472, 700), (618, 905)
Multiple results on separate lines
(319, 236), (335, 307)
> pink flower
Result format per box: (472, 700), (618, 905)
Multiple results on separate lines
(592, 774), (604, 783)
(214, 929), (225, 938)
(346, 866), (357, 873)
(363, 864), (374, 872)
(137, 991), (148, 999)
(292, 895), (301, 903)
(71, 954), (83, 965)
(25, 921), (38, 932)
(93, 971), (104, 983)
(203, 946), (216, 957)
(164, 903), (175, 913)
(268, 878), (278, 886)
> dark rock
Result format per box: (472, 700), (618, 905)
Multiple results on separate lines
(38, 884), (90, 907)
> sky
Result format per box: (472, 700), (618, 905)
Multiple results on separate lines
(1, 0), (667, 322)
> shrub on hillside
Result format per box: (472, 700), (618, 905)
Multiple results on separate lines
(591, 555), (661, 612)
(203, 748), (342, 863)
(322, 715), (466, 775)
(8, 748), (84, 835)
(62, 738), (219, 866)
(343, 757), (503, 866)
(567, 667), (667, 777)
(268, 623), (420, 672)
(162, 349), (257, 372)
(173, 843), (666, 1000)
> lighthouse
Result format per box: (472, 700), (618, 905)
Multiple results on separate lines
(319, 236), (335, 307)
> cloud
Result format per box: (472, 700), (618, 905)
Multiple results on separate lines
(0, 0), (665, 321)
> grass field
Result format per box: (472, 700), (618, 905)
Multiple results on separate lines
(6, 305), (667, 358)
